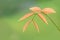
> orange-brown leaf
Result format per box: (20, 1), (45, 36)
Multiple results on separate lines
(42, 8), (56, 14)
(29, 7), (41, 13)
(23, 20), (31, 32)
(33, 20), (39, 32)
(19, 13), (33, 21)
(38, 14), (48, 24)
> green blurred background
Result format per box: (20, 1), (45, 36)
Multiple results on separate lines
(0, 0), (60, 40)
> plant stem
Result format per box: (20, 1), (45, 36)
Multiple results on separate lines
(44, 14), (60, 31)
(32, 13), (37, 21)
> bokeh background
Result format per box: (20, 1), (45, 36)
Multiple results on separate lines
(0, 0), (60, 40)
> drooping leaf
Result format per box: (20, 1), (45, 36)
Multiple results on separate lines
(33, 20), (39, 32)
(23, 20), (31, 32)
(19, 13), (33, 21)
(38, 13), (48, 24)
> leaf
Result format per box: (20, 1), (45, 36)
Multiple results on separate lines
(23, 20), (31, 32)
(19, 13), (33, 21)
(42, 8), (56, 14)
(29, 7), (41, 13)
(38, 14), (48, 24)
(33, 20), (39, 32)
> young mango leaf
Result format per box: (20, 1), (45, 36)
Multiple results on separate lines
(42, 8), (56, 14)
(23, 20), (31, 32)
(32, 20), (40, 32)
(38, 13), (48, 24)
(19, 13), (33, 21)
